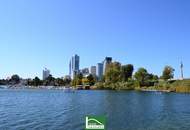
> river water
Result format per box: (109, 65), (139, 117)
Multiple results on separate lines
(0, 89), (190, 130)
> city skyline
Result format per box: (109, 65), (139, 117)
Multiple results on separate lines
(0, 52), (189, 79)
(0, 0), (190, 79)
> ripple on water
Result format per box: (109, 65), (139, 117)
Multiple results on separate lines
(1, 89), (190, 130)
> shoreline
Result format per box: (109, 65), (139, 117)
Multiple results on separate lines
(0, 85), (188, 94)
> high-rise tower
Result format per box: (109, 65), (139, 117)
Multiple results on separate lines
(69, 54), (80, 79)
(43, 68), (50, 80)
(103, 57), (112, 75)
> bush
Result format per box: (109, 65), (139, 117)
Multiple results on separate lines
(176, 86), (190, 93)
(96, 80), (136, 90)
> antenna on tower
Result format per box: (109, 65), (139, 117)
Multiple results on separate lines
(180, 61), (184, 80)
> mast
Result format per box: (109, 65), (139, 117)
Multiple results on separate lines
(180, 61), (184, 80)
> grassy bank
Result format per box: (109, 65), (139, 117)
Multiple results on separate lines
(96, 79), (190, 93)
(155, 79), (190, 93)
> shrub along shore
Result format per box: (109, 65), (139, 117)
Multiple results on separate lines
(95, 79), (190, 93)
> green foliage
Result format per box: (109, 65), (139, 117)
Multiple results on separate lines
(134, 68), (159, 87)
(63, 78), (71, 85)
(176, 86), (190, 93)
(43, 74), (55, 86)
(0, 79), (8, 85)
(97, 64), (159, 90)
(95, 82), (105, 89)
(105, 62), (121, 83)
(11, 74), (20, 84)
(27, 76), (71, 87)
(72, 74), (96, 87)
(72, 73), (83, 86)
(134, 68), (148, 86)
(171, 80), (190, 93)
(33, 77), (42, 86)
(161, 65), (175, 81)
(87, 74), (95, 86)
(120, 64), (134, 81)
(55, 78), (65, 86)
(150, 79), (190, 93)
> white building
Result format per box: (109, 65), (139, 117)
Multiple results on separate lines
(69, 54), (80, 79)
(96, 63), (103, 81)
(43, 68), (50, 80)
(90, 66), (96, 76)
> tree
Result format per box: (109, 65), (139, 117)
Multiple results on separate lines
(72, 73), (83, 86)
(82, 78), (89, 85)
(152, 75), (159, 81)
(134, 68), (149, 86)
(76, 73), (83, 85)
(55, 78), (64, 86)
(33, 77), (42, 86)
(43, 74), (55, 86)
(161, 66), (175, 81)
(121, 64), (134, 81)
(105, 62), (121, 83)
(87, 74), (95, 86)
(11, 74), (20, 84)
(146, 73), (159, 81)
(63, 78), (71, 86)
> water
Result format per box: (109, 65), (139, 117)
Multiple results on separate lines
(0, 89), (190, 130)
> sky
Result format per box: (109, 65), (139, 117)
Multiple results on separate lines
(0, 0), (190, 79)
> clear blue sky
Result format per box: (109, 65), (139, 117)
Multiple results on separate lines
(0, 0), (190, 79)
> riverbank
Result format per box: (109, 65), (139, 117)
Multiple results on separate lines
(1, 79), (190, 93)
(95, 79), (190, 93)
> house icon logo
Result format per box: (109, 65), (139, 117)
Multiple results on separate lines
(85, 116), (106, 130)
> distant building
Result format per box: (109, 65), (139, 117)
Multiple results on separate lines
(69, 60), (72, 76)
(64, 75), (71, 80)
(90, 66), (96, 76)
(96, 63), (103, 81)
(69, 54), (80, 79)
(103, 57), (112, 75)
(81, 68), (89, 76)
(43, 68), (50, 80)
(180, 62), (184, 80)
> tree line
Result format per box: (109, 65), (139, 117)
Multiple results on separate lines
(71, 61), (175, 90)
(0, 62), (176, 89)
(0, 74), (71, 87)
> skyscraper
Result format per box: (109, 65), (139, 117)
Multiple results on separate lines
(90, 66), (96, 76)
(96, 63), (103, 81)
(43, 68), (50, 80)
(70, 54), (80, 79)
(69, 60), (72, 76)
(103, 57), (112, 75)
